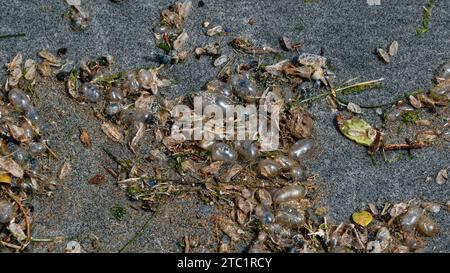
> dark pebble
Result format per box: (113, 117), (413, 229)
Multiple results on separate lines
(57, 47), (68, 57)
(198, 0), (205, 7)
(56, 71), (69, 82)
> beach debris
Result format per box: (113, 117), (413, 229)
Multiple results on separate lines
(377, 48), (390, 64)
(436, 168), (448, 185)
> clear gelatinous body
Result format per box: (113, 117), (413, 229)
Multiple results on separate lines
(416, 215), (438, 237)
(105, 103), (122, 116)
(108, 87), (124, 101)
(0, 199), (15, 224)
(289, 164), (305, 180)
(272, 185), (307, 204)
(289, 139), (314, 161)
(275, 206), (306, 227)
(274, 155), (296, 172)
(258, 159), (281, 179)
(255, 204), (275, 224)
(211, 143), (237, 162)
(8, 88), (32, 113)
(400, 207), (423, 232)
(80, 83), (101, 102)
(234, 140), (259, 161)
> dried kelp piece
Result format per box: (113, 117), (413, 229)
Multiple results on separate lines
(23, 59), (37, 81)
(337, 115), (378, 147)
(206, 26), (223, 36)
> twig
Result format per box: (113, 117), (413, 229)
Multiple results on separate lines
(184, 236), (190, 253)
(3, 190), (31, 244)
(383, 143), (428, 151)
(0, 241), (22, 250)
(118, 206), (160, 253)
(0, 33), (26, 40)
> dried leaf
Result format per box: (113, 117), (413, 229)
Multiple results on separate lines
(23, 59), (37, 81)
(79, 128), (91, 148)
(88, 174), (106, 185)
(436, 168), (448, 185)
(201, 161), (223, 175)
(173, 31), (188, 50)
(0, 157), (24, 178)
(377, 48), (390, 63)
(280, 36), (293, 51)
(408, 95), (422, 109)
(388, 41), (399, 57)
(206, 26), (223, 36)
(38, 62), (52, 77)
(352, 211), (373, 227)
(219, 164), (242, 183)
(297, 54), (327, 68)
(337, 115), (378, 147)
(130, 122), (146, 151)
(101, 122), (124, 143)
(38, 50), (60, 66)
(286, 106), (313, 139)
(0, 173), (12, 184)
(7, 222), (27, 242)
(59, 162), (72, 180)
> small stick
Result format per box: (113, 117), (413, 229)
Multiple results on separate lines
(4, 190), (31, 243)
(184, 236), (190, 253)
(383, 143), (428, 151)
(0, 33), (26, 40)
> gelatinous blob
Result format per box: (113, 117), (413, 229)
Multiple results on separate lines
(274, 155), (296, 172)
(416, 215), (438, 237)
(272, 185), (307, 204)
(231, 73), (258, 102)
(275, 206), (306, 227)
(29, 142), (46, 155)
(289, 164), (305, 180)
(7, 143), (28, 165)
(256, 189), (272, 206)
(211, 143), (237, 162)
(258, 159), (281, 179)
(255, 204), (275, 224)
(234, 140), (259, 161)
(80, 83), (101, 102)
(108, 87), (124, 101)
(197, 139), (216, 150)
(289, 139), (314, 161)
(0, 199), (15, 224)
(399, 206), (423, 232)
(8, 88), (32, 113)
(122, 72), (140, 93)
(105, 103), (122, 116)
